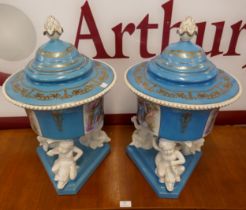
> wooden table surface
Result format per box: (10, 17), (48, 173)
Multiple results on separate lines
(0, 125), (245, 210)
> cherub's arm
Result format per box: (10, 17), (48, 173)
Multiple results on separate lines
(131, 116), (141, 130)
(171, 151), (185, 166)
(73, 146), (83, 161)
(47, 147), (59, 156)
(37, 136), (49, 151)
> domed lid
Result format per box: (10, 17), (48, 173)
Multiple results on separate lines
(126, 17), (241, 110)
(3, 16), (116, 110)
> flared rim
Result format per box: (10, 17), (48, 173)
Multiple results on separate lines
(125, 63), (242, 110)
(3, 61), (116, 110)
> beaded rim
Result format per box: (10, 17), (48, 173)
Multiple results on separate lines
(124, 63), (242, 110)
(2, 61), (116, 110)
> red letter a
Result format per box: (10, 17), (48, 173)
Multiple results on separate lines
(74, 1), (112, 58)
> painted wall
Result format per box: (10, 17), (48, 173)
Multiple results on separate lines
(0, 0), (245, 116)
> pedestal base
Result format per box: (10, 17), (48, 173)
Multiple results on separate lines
(37, 142), (110, 195)
(127, 145), (201, 198)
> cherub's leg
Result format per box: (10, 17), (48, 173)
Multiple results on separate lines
(156, 165), (166, 183)
(177, 166), (185, 175)
(57, 181), (66, 189)
(165, 168), (176, 192)
(69, 164), (77, 180)
(165, 182), (174, 192)
(174, 165), (185, 182)
(52, 160), (60, 174)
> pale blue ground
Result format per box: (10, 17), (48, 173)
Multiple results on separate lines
(37, 141), (110, 195)
(127, 145), (201, 198)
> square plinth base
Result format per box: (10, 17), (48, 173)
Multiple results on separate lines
(37, 143), (110, 195)
(127, 145), (201, 199)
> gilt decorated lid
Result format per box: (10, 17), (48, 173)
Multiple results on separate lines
(3, 16), (116, 110)
(125, 17), (241, 110)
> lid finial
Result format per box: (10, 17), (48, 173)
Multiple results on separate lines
(178, 17), (198, 41)
(43, 16), (63, 40)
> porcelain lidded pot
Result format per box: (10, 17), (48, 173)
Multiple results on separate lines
(125, 17), (241, 198)
(3, 16), (116, 195)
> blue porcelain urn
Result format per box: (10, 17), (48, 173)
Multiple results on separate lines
(3, 16), (116, 195)
(125, 17), (241, 198)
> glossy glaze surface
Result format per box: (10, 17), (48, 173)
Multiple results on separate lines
(4, 38), (115, 108)
(126, 40), (240, 108)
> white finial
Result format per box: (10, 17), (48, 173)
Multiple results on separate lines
(43, 16), (63, 39)
(178, 17), (198, 41)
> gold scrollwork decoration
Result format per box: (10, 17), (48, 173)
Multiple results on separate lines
(164, 50), (204, 59)
(37, 45), (74, 58)
(29, 57), (83, 70)
(156, 58), (208, 71)
(133, 63), (232, 100)
(180, 112), (192, 133)
(51, 111), (64, 131)
(11, 63), (109, 101)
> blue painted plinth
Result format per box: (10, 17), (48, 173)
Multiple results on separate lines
(37, 142), (110, 195)
(127, 145), (201, 198)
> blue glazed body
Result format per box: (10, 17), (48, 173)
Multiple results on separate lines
(137, 97), (218, 141)
(26, 97), (104, 140)
(159, 107), (217, 140)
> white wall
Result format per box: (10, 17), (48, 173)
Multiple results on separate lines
(0, 0), (245, 116)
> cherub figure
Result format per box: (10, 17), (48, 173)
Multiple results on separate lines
(153, 138), (185, 192)
(37, 136), (83, 189)
(79, 127), (110, 149)
(179, 138), (205, 155)
(47, 140), (83, 189)
(130, 116), (155, 149)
